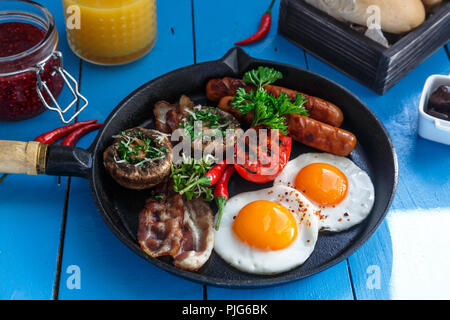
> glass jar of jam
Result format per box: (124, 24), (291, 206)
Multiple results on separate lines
(0, 0), (86, 122)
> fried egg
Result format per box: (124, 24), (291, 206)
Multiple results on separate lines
(214, 185), (319, 275)
(274, 153), (375, 232)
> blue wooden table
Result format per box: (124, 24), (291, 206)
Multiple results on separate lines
(1, 0), (449, 300)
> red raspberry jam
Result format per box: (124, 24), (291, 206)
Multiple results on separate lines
(0, 22), (64, 121)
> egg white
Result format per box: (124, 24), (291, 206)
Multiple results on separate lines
(214, 185), (320, 275)
(274, 153), (375, 232)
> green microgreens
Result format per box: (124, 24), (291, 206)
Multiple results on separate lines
(116, 131), (168, 167)
(180, 107), (228, 139)
(170, 155), (214, 202)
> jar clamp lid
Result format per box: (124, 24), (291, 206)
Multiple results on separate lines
(0, 50), (88, 124)
(35, 51), (88, 124)
(0, 0), (87, 123)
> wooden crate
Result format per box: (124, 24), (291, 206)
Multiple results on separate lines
(278, 0), (450, 94)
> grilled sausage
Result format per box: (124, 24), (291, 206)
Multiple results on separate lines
(218, 96), (356, 156)
(218, 96), (253, 125)
(206, 77), (344, 127)
(264, 85), (344, 127)
(287, 114), (357, 156)
(206, 77), (254, 102)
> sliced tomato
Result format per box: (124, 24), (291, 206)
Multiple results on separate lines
(234, 127), (292, 183)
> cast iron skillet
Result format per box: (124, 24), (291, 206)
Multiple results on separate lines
(44, 48), (398, 288)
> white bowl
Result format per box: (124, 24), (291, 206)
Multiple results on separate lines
(418, 73), (450, 145)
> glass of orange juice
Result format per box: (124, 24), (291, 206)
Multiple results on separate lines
(62, 0), (157, 65)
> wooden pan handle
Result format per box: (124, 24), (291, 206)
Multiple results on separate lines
(0, 141), (48, 175)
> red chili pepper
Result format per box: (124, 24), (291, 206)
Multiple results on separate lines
(214, 165), (235, 230)
(34, 120), (98, 144)
(61, 123), (103, 146)
(179, 161), (228, 195)
(234, 0), (276, 46)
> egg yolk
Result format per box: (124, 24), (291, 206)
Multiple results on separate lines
(295, 163), (348, 207)
(232, 200), (298, 251)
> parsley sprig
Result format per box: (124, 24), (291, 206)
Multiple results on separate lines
(243, 66), (283, 88)
(233, 67), (308, 134)
(170, 155), (214, 202)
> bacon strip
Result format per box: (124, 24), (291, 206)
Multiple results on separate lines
(174, 199), (214, 271)
(153, 101), (175, 133)
(137, 193), (184, 257)
(137, 180), (215, 271)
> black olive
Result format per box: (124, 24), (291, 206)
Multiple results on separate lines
(426, 85), (450, 121)
(427, 108), (449, 120)
(429, 85), (450, 112)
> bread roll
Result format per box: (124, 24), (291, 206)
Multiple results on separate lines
(422, 0), (442, 9)
(305, 0), (426, 34)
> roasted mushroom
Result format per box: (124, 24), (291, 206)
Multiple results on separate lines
(103, 127), (172, 190)
(153, 95), (241, 157)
